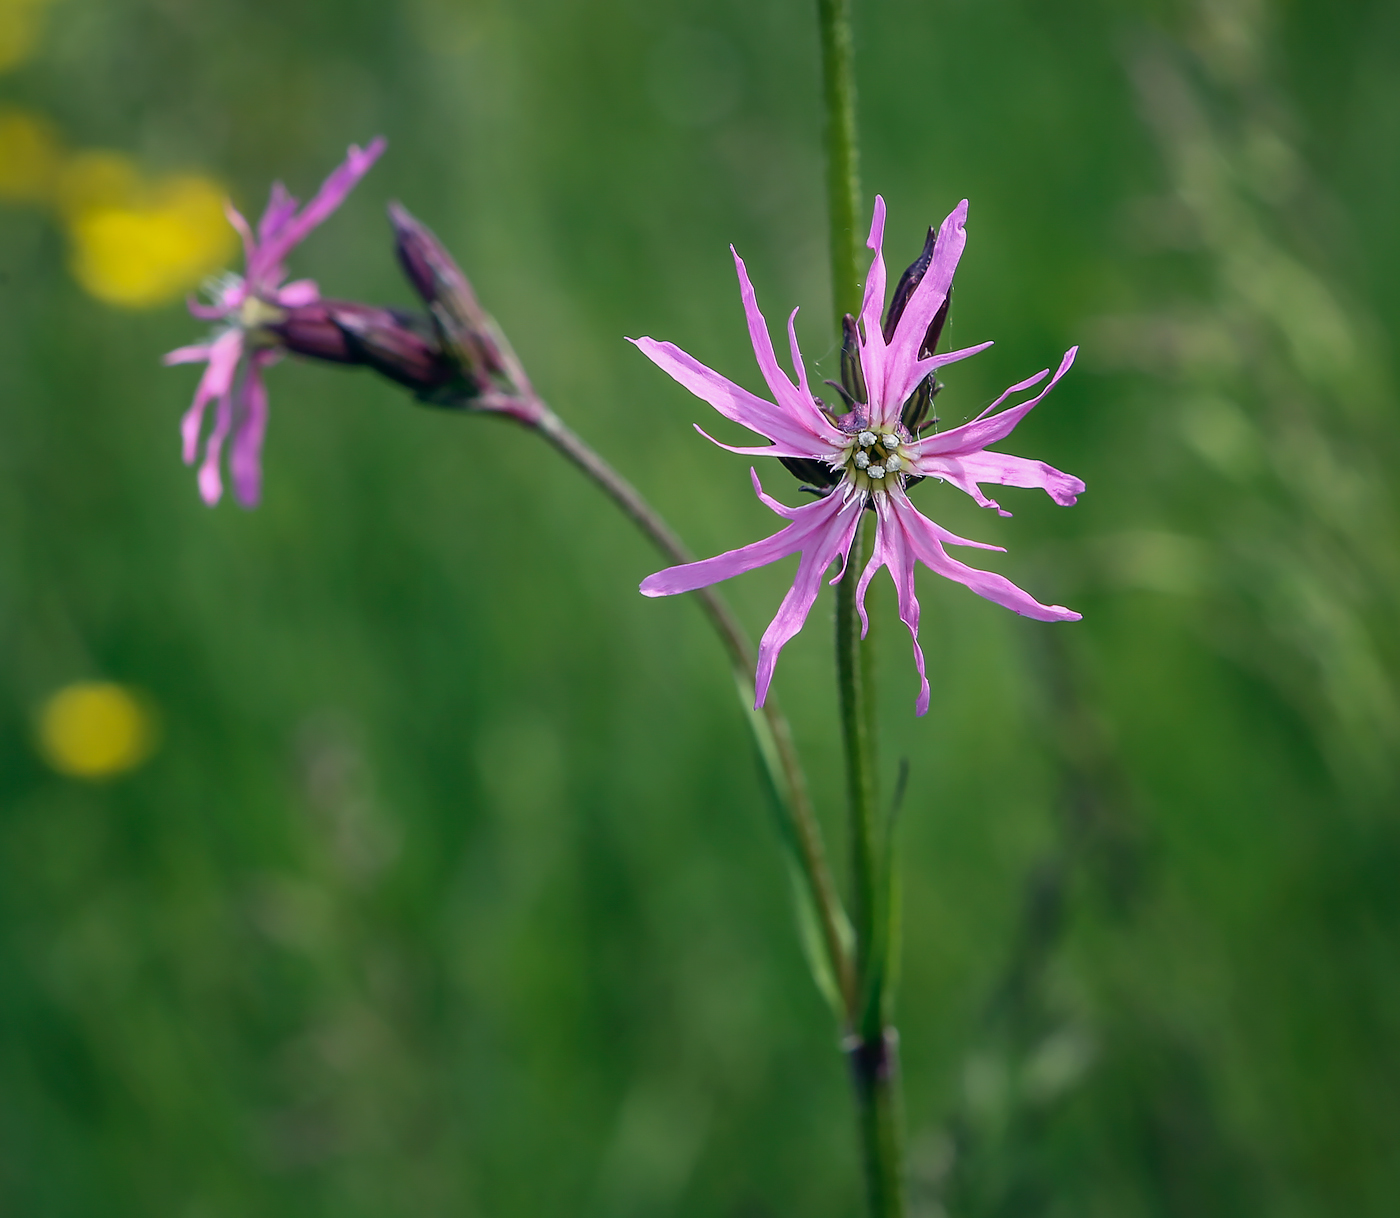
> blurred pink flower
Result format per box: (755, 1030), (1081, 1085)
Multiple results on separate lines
(635, 196), (1082, 715)
(163, 139), (386, 507)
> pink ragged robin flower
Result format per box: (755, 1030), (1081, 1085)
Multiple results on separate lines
(635, 197), (1082, 716)
(163, 139), (386, 507)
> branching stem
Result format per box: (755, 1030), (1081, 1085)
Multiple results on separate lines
(476, 389), (856, 1018)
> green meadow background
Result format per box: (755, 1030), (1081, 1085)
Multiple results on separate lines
(3, 0), (1400, 1214)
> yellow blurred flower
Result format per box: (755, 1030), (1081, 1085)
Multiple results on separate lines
(0, 0), (55, 73)
(62, 160), (237, 308)
(0, 112), (238, 308)
(0, 5), (240, 309)
(37, 681), (158, 779)
(0, 106), (62, 201)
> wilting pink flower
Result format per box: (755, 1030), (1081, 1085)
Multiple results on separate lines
(163, 139), (386, 507)
(635, 197), (1082, 715)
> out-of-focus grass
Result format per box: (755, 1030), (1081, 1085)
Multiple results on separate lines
(1, 0), (1399, 1215)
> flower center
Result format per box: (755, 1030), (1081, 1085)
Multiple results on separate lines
(239, 294), (288, 331)
(841, 427), (906, 494)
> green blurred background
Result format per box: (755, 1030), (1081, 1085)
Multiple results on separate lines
(3, 0), (1400, 1214)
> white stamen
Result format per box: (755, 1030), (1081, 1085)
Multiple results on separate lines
(854, 451), (870, 469)
(882, 433), (901, 450)
(868, 465), (886, 479)
(857, 430), (877, 448)
(885, 455), (902, 471)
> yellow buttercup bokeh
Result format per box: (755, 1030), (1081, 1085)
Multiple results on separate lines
(0, 107), (237, 309)
(66, 171), (236, 308)
(37, 681), (158, 779)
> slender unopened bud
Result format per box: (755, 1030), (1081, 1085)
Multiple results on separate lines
(267, 301), (359, 363)
(883, 227), (934, 343)
(883, 225), (953, 436)
(883, 227), (952, 359)
(900, 373), (942, 436)
(330, 303), (458, 393)
(919, 295), (951, 360)
(270, 300), (458, 395)
(388, 202), (507, 386)
(840, 313), (867, 406)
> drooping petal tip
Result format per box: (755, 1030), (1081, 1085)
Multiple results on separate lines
(867, 195), (886, 251)
(248, 137), (388, 287)
(230, 360), (270, 509)
(163, 344), (211, 367)
(632, 335), (837, 455)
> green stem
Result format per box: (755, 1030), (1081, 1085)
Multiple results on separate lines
(818, 1), (906, 1215)
(817, 0), (864, 324)
(836, 514), (879, 999)
(850, 1029), (905, 1218)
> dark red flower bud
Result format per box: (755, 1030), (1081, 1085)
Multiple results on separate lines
(329, 302), (458, 394)
(266, 301), (359, 363)
(269, 300), (458, 396)
(899, 374), (941, 436)
(883, 227), (952, 359)
(883, 227), (934, 343)
(388, 202), (506, 384)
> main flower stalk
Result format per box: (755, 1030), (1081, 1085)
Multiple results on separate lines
(816, 2), (904, 1212)
(633, 8), (1081, 1214)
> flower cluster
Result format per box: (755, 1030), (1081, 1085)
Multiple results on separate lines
(635, 197), (1082, 715)
(164, 139), (386, 507)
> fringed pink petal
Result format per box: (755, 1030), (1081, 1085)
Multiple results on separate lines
(918, 450), (1085, 514)
(892, 488), (1079, 622)
(859, 196), (890, 423)
(731, 247), (795, 403)
(909, 512), (1006, 555)
(257, 182), (299, 245)
(853, 497), (888, 640)
(752, 491), (864, 707)
(180, 329), (243, 465)
(197, 377), (236, 507)
(730, 249), (842, 441)
(640, 468), (867, 708)
(230, 356), (271, 509)
(640, 470), (855, 597)
(914, 347), (1077, 459)
(882, 200), (968, 408)
(857, 495), (931, 714)
(632, 337), (839, 455)
(249, 138), (386, 286)
(692, 423), (839, 462)
(275, 278), (320, 308)
(749, 466), (834, 521)
(918, 465), (1007, 515)
(186, 295), (233, 321)
(886, 339), (994, 414)
(925, 339), (995, 370)
(163, 343), (212, 366)
(786, 308), (817, 408)
(224, 200), (256, 267)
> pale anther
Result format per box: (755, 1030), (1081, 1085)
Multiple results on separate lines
(882, 433), (900, 449)
(854, 451), (870, 469)
(868, 465), (886, 479)
(885, 455), (902, 471)
(858, 430), (877, 448)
